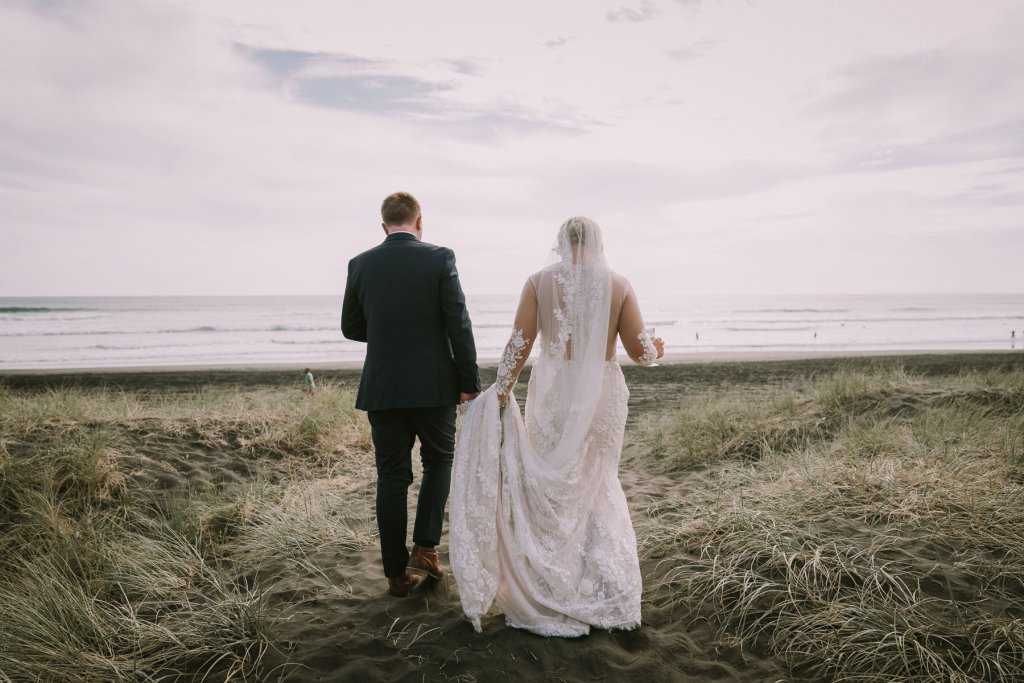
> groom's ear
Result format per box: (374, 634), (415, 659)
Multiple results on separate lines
(381, 222), (389, 236)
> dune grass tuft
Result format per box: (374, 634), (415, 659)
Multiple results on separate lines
(0, 380), (374, 681)
(640, 363), (1024, 682)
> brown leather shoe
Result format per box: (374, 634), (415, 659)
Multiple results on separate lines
(387, 571), (423, 598)
(407, 544), (444, 579)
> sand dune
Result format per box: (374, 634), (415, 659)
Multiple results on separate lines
(2, 351), (1023, 681)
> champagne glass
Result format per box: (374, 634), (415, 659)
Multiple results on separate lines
(644, 326), (660, 367)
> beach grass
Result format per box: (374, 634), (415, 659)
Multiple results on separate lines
(638, 362), (1024, 682)
(0, 381), (375, 681)
(4, 356), (1024, 681)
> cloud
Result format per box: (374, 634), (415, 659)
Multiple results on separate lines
(808, 47), (1022, 118)
(800, 38), (1024, 176)
(606, 1), (658, 23)
(426, 111), (590, 143)
(934, 170), (1024, 207)
(531, 158), (810, 215)
(235, 43), (591, 140)
(237, 44), (452, 114)
(22, 0), (83, 13)
(446, 58), (486, 76)
(291, 75), (453, 114)
(832, 118), (1024, 173)
(946, 185), (1024, 207)
(236, 46), (358, 79)
(983, 163), (1024, 177)
(667, 38), (719, 62)
(755, 212), (814, 223)
(3, 0), (1023, 298)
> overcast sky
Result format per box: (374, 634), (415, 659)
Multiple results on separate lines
(1, 0), (1022, 298)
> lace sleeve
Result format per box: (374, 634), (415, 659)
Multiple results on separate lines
(637, 330), (658, 366)
(618, 279), (659, 365)
(495, 279), (538, 405)
(496, 329), (531, 403)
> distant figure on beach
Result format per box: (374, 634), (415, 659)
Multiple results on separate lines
(342, 192), (481, 599)
(695, 331), (699, 341)
(450, 216), (664, 637)
(303, 368), (315, 393)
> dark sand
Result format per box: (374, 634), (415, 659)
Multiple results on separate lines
(4, 351), (1023, 681)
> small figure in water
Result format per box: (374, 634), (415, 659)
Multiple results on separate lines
(303, 368), (316, 393)
(695, 332), (699, 342)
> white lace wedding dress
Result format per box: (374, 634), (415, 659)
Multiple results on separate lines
(449, 217), (659, 637)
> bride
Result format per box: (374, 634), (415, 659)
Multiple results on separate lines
(449, 216), (664, 637)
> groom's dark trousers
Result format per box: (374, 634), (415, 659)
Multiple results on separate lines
(341, 231), (480, 579)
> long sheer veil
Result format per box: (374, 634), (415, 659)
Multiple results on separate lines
(524, 216), (613, 474)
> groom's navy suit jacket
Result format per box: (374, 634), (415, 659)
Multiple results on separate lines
(341, 231), (481, 412)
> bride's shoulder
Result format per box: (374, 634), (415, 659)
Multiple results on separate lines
(527, 268), (548, 284)
(608, 271), (632, 300)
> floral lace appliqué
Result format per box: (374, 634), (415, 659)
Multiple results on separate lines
(548, 265), (606, 361)
(551, 268), (576, 358)
(638, 330), (658, 366)
(496, 329), (529, 398)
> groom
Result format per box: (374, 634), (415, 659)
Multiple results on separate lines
(341, 192), (481, 597)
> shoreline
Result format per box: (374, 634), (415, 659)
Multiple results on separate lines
(1, 350), (1021, 397)
(1, 348), (1020, 376)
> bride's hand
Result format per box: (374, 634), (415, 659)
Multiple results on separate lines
(653, 337), (665, 359)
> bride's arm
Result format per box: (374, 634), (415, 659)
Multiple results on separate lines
(618, 280), (664, 366)
(495, 279), (538, 406)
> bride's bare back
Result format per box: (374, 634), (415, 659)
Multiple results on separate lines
(496, 270), (662, 403)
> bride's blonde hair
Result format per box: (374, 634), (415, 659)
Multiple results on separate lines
(556, 216), (605, 264)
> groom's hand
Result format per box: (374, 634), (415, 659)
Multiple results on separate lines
(459, 391), (481, 405)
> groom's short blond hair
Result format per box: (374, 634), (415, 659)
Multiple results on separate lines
(381, 192), (421, 228)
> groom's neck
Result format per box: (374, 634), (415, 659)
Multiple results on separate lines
(381, 216), (423, 240)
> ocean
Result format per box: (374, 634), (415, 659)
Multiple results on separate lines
(1, 294), (1022, 370)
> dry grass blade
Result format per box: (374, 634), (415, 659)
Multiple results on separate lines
(0, 381), (374, 681)
(639, 363), (1024, 682)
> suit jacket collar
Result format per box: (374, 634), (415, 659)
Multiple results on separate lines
(385, 231), (419, 243)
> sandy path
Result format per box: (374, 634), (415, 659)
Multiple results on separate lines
(258, 441), (789, 682)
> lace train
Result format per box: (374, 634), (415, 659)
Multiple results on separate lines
(450, 362), (641, 637)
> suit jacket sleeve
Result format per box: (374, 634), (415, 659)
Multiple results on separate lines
(341, 258), (367, 342)
(439, 248), (481, 393)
